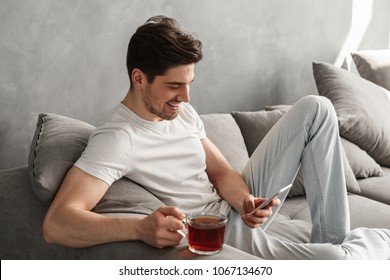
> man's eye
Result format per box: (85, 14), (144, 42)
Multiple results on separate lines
(169, 85), (180, 89)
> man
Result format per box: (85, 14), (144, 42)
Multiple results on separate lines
(43, 16), (390, 259)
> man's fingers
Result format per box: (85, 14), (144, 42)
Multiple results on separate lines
(158, 206), (185, 220)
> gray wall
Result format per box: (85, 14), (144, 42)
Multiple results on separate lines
(1, 0), (389, 170)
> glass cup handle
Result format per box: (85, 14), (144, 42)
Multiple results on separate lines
(167, 216), (187, 238)
(177, 216), (187, 238)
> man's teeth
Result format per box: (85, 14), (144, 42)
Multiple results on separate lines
(167, 102), (179, 107)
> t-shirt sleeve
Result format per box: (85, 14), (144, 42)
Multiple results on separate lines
(74, 127), (133, 186)
(186, 103), (206, 139)
(196, 115), (206, 140)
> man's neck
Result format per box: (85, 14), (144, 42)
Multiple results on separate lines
(121, 89), (160, 122)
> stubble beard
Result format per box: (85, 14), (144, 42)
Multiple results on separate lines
(143, 88), (179, 121)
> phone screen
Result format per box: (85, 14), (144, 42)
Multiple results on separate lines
(249, 184), (292, 215)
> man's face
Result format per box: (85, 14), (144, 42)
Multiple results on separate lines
(142, 64), (195, 121)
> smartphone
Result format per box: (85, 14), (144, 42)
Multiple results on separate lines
(249, 184), (292, 215)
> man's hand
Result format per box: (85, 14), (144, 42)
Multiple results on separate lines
(241, 194), (280, 228)
(137, 206), (186, 249)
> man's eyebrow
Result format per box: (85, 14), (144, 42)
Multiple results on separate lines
(165, 81), (185, 85)
(164, 78), (195, 85)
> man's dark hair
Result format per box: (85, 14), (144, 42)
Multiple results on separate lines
(126, 15), (203, 87)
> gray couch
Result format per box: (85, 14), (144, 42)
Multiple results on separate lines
(1, 59), (390, 259)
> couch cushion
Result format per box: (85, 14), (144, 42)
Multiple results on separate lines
(28, 113), (95, 202)
(278, 194), (390, 234)
(347, 193), (390, 229)
(358, 167), (390, 205)
(201, 114), (249, 172)
(352, 49), (390, 91)
(341, 138), (384, 179)
(313, 61), (390, 167)
(232, 109), (361, 195)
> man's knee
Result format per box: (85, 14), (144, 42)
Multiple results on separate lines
(298, 95), (333, 112)
(296, 95), (337, 125)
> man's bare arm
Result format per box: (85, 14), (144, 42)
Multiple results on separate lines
(201, 138), (249, 213)
(43, 166), (184, 248)
(201, 138), (279, 228)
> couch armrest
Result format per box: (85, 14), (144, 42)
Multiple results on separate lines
(66, 239), (260, 260)
(0, 166), (66, 259)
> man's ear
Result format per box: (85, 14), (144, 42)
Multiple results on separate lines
(131, 68), (147, 88)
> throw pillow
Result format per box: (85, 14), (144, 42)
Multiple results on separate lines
(231, 109), (361, 195)
(313, 61), (390, 167)
(263, 104), (291, 113)
(340, 137), (384, 179)
(352, 49), (390, 91)
(28, 113), (95, 202)
(231, 110), (285, 156)
(28, 113), (165, 215)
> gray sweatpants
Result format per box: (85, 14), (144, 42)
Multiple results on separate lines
(225, 95), (390, 259)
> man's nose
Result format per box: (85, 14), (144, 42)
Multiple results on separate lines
(178, 85), (190, 102)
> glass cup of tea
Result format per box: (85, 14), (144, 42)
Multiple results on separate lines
(185, 212), (228, 255)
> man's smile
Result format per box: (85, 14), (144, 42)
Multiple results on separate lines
(166, 101), (181, 111)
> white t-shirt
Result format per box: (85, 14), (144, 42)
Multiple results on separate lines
(75, 102), (230, 215)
